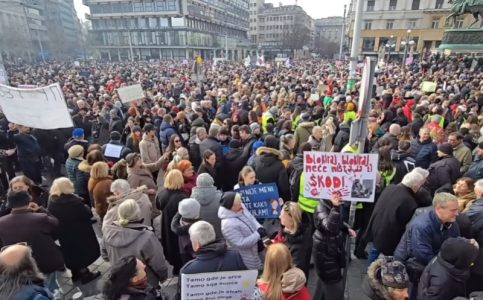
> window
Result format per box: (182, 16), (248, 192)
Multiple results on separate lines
(133, 2), (143, 12)
(407, 19), (417, 28)
(435, 0), (444, 9)
(172, 17), (184, 27)
(159, 17), (168, 27)
(411, 0), (420, 10)
(122, 3), (132, 12)
(386, 20), (394, 29)
(149, 17), (157, 28)
(431, 17), (439, 28)
(167, 0), (177, 10)
(138, 18), (147, 29)
(155, 1), (166, 11)
(364, 21), (372, 30)
(389, 0), (397, 10)
(367, 0), (375, 11)
(112, 3), (122, 13)
(144, 1), (154, 12)
(362, 37), (375, 51)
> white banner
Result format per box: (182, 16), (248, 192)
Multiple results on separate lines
(303, 151), (378, 202)
(181, 270), (257, 300)
(117, 84), (145, 103)
(0, 63), (8, 85)
(0, 83), (73, 129)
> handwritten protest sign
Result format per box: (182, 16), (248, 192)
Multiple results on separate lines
(421, 81), (437, 93)
(303, 151), (378, 202)
(235, 183), (281, 219)
(181, 270), (258, 300)
(0, 83), (73, 129)
(117, 84), (145, 103)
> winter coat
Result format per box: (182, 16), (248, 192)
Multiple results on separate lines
(457, 191), (476, 213)
(65, 158), (89, 196)
(88, 177), (113, 219)
(170, 213), (197, 264)
(188, 118), (205, 143)
(126, 135), (141, 153)
(365, 184), (420, 256)
(333, 123), (350, 152)
(190, 186), (223, 238)
(252, 147), (290, 201)
(0, 209), (64, 274)
(371, 132), (399, 153)
(409, 138), (437, 169)
(139, 135), (161, 164)
(180, 240), (247, 274)
(219, 147), (245, 191)
(47, 193), (100, 270)
(453, 142), (473, 174)
(288, 154), (304, 203)
(197, 163), (217, 184)
(394, 209), (460, 265)
(6, 283), (53, 300)
(425, 156), (461, 195)
(466, 156), (483, 180)
(390, 150), (416, 184)
(156, 188), (187, 274)
(188, 139), (203, 171)
(362, 258), (398, 300)
(199, 136), (223, 164)
(312, 200), (348, 283)
(102, 186), (153, 231)
(101, 139), (132, 163)
(418, 253), (473, 300)
(241, 136), (257, 164)
(109, 116), (123, 135)
(183, 175), (197, 196)
(13, 133), (41, 162)
(273, 216), (312, 278)
(103, 222), (169, 286)
(159, 121), (176, 148)
(294, 122), (314, 151)
(257, 267), (311, 300)
(218, 204), (263, 270)
(465, 198), (483, 276)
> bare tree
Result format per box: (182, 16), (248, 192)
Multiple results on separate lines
(281, 21), (312, 51)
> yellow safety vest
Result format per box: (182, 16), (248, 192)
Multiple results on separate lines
(261, 113), (274, 134)
(298, 173), (319, 214)
(292, 115), (301, 131)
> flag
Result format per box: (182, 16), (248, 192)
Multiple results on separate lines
(285, 57), (291, 68)
(256, 55), (265, 67)
(471, 59), (478, 71)
(244, 55), (251, 67)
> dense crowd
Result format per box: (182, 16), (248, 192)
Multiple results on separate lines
(0, 54), (482, 300)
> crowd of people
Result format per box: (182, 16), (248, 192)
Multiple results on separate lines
(0, 54), (482, 300)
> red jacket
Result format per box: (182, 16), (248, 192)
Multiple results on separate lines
(257, 283), (311, 300)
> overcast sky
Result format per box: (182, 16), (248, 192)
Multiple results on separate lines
(73, 0), (350, 21)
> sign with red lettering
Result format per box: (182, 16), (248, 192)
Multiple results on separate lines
(303, 151), (378, 203)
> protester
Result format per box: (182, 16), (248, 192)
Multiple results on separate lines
(197, 149), (217, 182)
(425, 143), (461, 195)
(170, 198), (201, 265)
(190, 173), (223, 238)
(466, 142), (483, 180)
(362, 257), (409, 300)
(0, 244), (54, 300)
(47, 177), (100, 284)
(65, 145), (90, 204)
(453, 177), (477, 212)
(139, 124), (161, 165)
(88, 161), (113, 221)
(410, 127), (437, 169)
(465, 179), (483, 292)
(103, 199), (168, 287)
(13, 125), (42, 184)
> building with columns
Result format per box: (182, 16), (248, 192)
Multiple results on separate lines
(346, 0), (473, 58)
(84, 0), (251, 61)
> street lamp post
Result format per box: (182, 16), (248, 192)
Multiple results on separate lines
(339, 4), (347, 60)
(401, 29), (415, 70)
(385, 35), (395, 63)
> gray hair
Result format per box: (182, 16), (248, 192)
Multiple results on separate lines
(118, 199), (140, 226)
(474, 179), (483, 194)
(189, 221), (216, 247)
(208, 125), (219, 137)
(110, 179), (131, 194)
(401, 167), (429, 189)
(433, 192), (458, 208)
(196, 127), (207, 136)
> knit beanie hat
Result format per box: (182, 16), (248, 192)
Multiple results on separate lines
(264, 135), (279, 150)
(196, 173), (214, 187)
(438, 143), (453, 156)
(72, 128), (84, 138)
(250, 123), (261, 133)
(221, 191), (237, 210)
(252, 140), (264, 153)
(7, 191), (32, 209)
(177, 160), (193, 173)
(440, 237), (479, 269)
(68, 145), (84, 160)
(178, 198), (201, 219)
(380, 257), (409, 289)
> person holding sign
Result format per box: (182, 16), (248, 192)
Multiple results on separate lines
(218, 191), (265, 270)
(312, 192), (356, 300)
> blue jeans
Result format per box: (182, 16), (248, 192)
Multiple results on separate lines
(367, 245), (380, 264)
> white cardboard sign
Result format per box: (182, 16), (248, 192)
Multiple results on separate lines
(117, 84), (145, 103)
(0, 83), (73, 129)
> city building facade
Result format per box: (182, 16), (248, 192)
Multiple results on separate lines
(314, 16), (343, 58)
(84, 0), (250, 61)
(346, 0), (473, 58)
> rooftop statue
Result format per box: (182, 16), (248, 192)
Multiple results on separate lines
(446, 0), (483, 28)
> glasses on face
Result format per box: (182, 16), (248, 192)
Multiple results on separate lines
(1, 242), (28, 252)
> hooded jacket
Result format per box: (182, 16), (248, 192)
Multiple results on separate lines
(252, 146), (290, 201)
(409, 138), (437, 169)
(418, 237), (479, 300)
(362, 258), (399, 300)
(390, 150), (416, 184)
(218, 204), (262, 270)
(103, 222), (168, 286)
(425, 156), (461, 195)
(66, 157), (89, 196)
(159, 121), (176, 148)
(102, 186), (152, 231)
(465, 198), (483, 276)
(190, 186), (222, 238)
(333, 123), (350, 152)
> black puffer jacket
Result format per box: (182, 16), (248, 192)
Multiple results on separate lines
(333, 123), (350, 152)
(312, 200), (348, 283)
(390, 149), (416, 184)
(425, 156), (461, 195)
(252, 147), (290, 201)
(220, 147), (246, 191)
